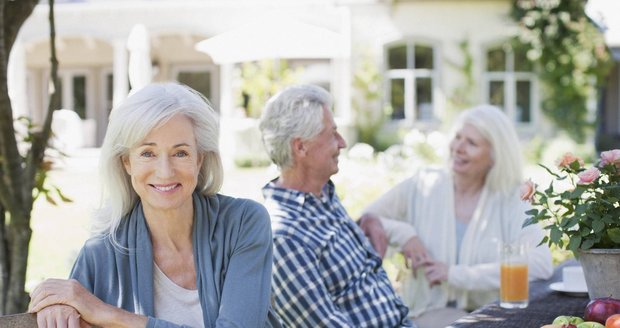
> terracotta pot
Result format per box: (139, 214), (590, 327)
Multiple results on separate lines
(578, 248), (620, 299)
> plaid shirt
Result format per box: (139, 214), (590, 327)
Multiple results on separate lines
(263, 180), (412, 328)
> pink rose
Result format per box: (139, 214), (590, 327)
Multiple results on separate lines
(520, 179), (536, 202)
(556, 152), (584, 169)
(600, 149), (620, 167)
(578, 167), (600, 184)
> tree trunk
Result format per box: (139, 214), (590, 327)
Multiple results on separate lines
(5, 215), (31, 314)
(0, 0), (51, 315)
(0, 206), (8, 313)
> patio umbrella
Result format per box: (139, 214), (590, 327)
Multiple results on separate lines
(126, 24), (152, 92)
(195, 16), (349, 64)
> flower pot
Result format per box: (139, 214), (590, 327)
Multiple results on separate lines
(578, 249), (620, 299)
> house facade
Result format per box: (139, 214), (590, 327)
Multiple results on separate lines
(589, 0), (620, 151)
(10, 0), (552, 158)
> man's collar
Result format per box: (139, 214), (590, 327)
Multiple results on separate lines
(262, 178), (336, 205)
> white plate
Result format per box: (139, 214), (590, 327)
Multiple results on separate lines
(549, 282), (588, 296)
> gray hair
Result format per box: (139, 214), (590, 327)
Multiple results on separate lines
(451, 104), (523, 194)
(94, 82), (223, 243)
(259, 84), (332, 169)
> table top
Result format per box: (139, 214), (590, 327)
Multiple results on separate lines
(449, 260), (590, 328)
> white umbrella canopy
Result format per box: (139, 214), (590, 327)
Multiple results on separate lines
(195, 16), (349, 64)
(126, 24), (153, 92)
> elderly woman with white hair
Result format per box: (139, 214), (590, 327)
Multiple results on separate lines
(360, 105), (553, 328)
(28, 83), (281, 328)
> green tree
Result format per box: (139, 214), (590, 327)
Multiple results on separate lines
(0, 0), (61, 314)
(238, 59), (302, 118)
(352, 48), (384, 149)
(511, 0), (612, 142)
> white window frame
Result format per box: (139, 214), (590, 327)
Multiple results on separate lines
(384, 40), (440, 126)
(42, 68), (95, 120)
(482, 43), (539, 128)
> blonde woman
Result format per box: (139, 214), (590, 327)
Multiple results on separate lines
(360, 105), (553, 328)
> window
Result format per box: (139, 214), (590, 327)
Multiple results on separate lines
(173, 65), (218, 111)
(178, 71), (212, 100)
(386, 42), (437, 122)
(484, 43), (536, 124)
(53, 70), (92, 119)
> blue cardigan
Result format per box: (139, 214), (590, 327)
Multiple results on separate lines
(70, 192), (281, 328)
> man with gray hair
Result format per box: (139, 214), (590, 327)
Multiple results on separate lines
(259, 84), (412, 327)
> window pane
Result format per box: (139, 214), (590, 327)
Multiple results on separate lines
(415, 45), (433, 69)
(388, 45), (407, 69)
(178, 71), (212, 100)
(415, 77), (433, 121)
(489, 81), (504, 108)
(514, 47), (533, 72)
(516, 80), (531, 122)
(72, 75), (86, 119)
(390, 78), (405, 120)
(487, 48), (506, 71)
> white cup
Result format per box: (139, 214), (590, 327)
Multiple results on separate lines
(563, 266), (587, 291)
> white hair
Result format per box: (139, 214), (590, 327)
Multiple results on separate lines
(259, 84), (332, 169)
(94, 82), (223, 246)
(450, 104), (523, 194)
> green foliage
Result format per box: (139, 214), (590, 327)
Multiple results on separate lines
(234, 156), (271, 168)
(13, 117), (72, 205)
(511, 0), (612, 142)
(352, 48), (385, 149)
(238, 59), (302, 118)
(523, 136), (547, 164)
(524, 151), (620, 254)
(445, 39), (476, 118)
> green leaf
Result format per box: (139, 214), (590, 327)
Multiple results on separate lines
(569, 186), (586, 199)
(54, 186), (73, 203)
(45, 194), (57, 206)
(567, 235), (582, 253)
(525, 208), (539, 216)
(522, 217), (537, 228)
(550, 226), (563, 244)
(569, 160), (582, 171)
(581, 238), (595, 250)
(608, 228), (620, 244)
(592, 220), (605, 233)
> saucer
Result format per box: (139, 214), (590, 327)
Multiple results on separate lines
(549, 282), (588, 296)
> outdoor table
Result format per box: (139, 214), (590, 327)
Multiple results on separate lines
(449, 260), (590, 328)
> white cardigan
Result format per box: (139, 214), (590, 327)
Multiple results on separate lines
(364, 167), (553, 316)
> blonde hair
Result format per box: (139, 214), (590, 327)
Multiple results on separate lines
(451, 104), (523, 194)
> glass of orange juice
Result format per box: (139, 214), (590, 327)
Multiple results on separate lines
(500, 243), (528, 309)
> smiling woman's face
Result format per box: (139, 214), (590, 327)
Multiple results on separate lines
(122, 114), (203, 216)
(449, 123), (493, 180)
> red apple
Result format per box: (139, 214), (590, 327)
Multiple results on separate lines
(584, 298), (620, 324)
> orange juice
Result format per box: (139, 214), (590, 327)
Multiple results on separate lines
(500, 264), (528, 302)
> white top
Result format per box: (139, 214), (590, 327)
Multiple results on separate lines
(153, 263), (205, 328)
(364, 167), (553, 316)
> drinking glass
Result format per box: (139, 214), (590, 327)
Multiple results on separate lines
(500, 242), (528, 309)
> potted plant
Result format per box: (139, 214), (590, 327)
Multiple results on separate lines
(523, 151), (620, 299)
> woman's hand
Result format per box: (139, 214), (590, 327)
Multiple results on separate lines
(29, 279), (102, 322)
(401, 236), (432, 275)
(358, 213), (388, 258)
(36, 304), (91, 328)
(29, 279), (148, 328)
(423, 260), (449, 287)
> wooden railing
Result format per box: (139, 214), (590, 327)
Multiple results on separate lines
(0, 313), (37, 327)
